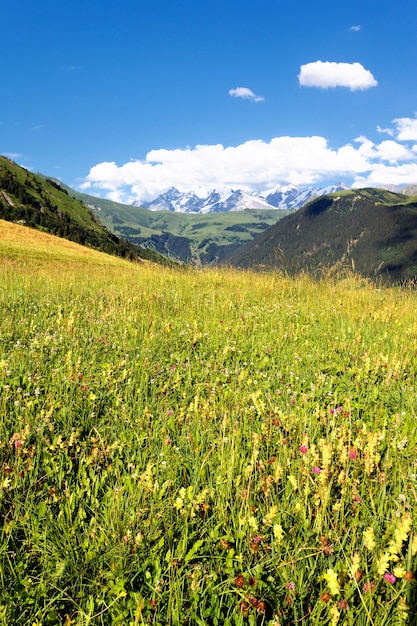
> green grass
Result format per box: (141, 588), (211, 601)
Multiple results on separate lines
(1, 227), (416, 624)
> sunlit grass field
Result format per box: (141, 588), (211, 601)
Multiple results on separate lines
(1, 221), (416, 625)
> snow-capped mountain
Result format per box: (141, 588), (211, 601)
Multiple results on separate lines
(139, 183), (348, 213)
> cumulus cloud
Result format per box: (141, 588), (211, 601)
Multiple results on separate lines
(349, 25), (361, 32)
(229, 87), (264, 102)
(298, 61), (378, 91)
(80, 125), (417, 204)
(393, 115), (417, 141)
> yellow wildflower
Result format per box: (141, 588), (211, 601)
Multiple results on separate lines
(377, 552), (397, 576)
(330, 605), (340, 626)
(263, 505), (279, 527)
(288, 475), (297, 490)
(363, 527), (376, 551)
(273, 524), (284, 544)
(351, 552), (360, 579)
(393, 566), (406, 579)
(388, 514), (412, 556)
(323, 569), (340, 596)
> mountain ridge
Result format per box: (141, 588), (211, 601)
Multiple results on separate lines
(227, 187), (417, 282)
(139, 183), (349, 213)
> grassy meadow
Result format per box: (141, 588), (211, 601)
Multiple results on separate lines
(0, 221), (417, 625)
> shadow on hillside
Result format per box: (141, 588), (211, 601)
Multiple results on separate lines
(305, 197), (333, 216)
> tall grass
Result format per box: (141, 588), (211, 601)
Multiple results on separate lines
(0, 249), (416, 624)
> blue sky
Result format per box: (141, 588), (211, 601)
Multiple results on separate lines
(2, 0), (417, 203)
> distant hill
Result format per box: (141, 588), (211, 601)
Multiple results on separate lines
(58, 184), (291, 265)
(0, 156), (173, 266)
(227, 188), (417, 283)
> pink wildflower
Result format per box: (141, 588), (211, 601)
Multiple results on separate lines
(312, 467), (321, 474)
(363, 581), (375, 593)
(299, 445), (308, 454)
(383, 572), (396, 584)
(285, 582), (296, 591)
(167, 410), (173, 416)
(349, 449), (357, 459)
(14, 440), (23, 448)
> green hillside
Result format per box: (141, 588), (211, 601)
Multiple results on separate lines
(228, 187), (417, 282)
(0, 156), (173, 266)
(61, 185), (290, 265)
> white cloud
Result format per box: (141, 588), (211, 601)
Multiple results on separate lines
(229, 87), (264, 102)
(80, 126), (417, 204)
(352, 162), (417, 188)
(298, 61), (378, 91)
(393, 115), (417, 141)
(349, 25), (361, 32)
(377, 125), (395, 137)
(354, 136), (414, 162)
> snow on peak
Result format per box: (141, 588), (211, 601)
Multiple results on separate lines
(138, 183), (348, 213)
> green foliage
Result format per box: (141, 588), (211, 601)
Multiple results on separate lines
(0, 156), (174, 266)
(230, 188), (417, 283)
(0, 248), (416, 624)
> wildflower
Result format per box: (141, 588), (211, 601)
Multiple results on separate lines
(393, 566), (406, 579)
(299, 445), (308, 454)
(404, 571), (414, 582)
(363, 527), (376, 551)
(256, 600), (266, 613)
(377, 552), (394, 576)
(235, 574), (245, 588)
(248, 576), (257, 587)
(167, 409), (173, 415)
(312, 467), (321, 474)
(263, 505), (279, 526)
(388, 514), (412, 556)
(348, 448), (357, 459)
(288, 475), (298, 490)
(351, 552), (361, 579)
(248, 516), (258, 532)
(174, 497), (183, 510)
(338, 599), (348, 610)
(363, 581), (375, 593)
(320, 592), (331, 603)
(383, 572), (396, 584)
(239, 601), (250, 616)
(273, 524), (284, 544)
(285, 581), (296, 591)
(330, 605), (340, 626)
(323, 569), (340, 596)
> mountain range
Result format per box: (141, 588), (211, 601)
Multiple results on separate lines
(3, 154), (417, 281)
(140, 183), (349, 213)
